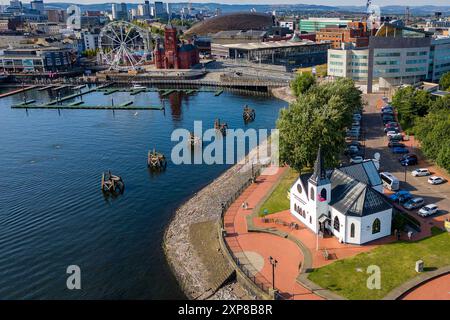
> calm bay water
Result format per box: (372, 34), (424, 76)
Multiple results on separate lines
(0, 85), (285, 299)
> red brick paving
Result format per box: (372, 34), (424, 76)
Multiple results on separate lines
(224, 166), (321, 300)
(401, 273), (450, 300)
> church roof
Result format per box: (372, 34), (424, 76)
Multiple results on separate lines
(338, 161), (382, 187)
(297, 159), (391, 217)
(329, 169), (391, 217)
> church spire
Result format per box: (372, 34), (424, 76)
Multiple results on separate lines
(310, 145), (327, 184)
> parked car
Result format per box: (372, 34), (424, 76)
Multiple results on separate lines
(350, 156), (364, 164)
(392, 147), (409, 154)
(384, 125), (399, 133)
(403, 197), (425, 210)
(428, 176), (446, 185)
(382, 115), (395, 124)
(388, 141), (405, 148)
(385, 121), (398, 127)
(418, 204), (439, 217)
(386, 130), (400, 137)
(388, 133), (403, 141)
(347, 141), (362, 148)
(399, 154), (418, 166)
(401, 158), (418, 166)
(411, 168), (431, 177)
(389, 190), (413, 204)
(400, 159), (418, 166)
(345, 145), (360, 155)
(399, 154), (417, 161)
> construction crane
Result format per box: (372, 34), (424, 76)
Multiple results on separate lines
(366, 0), (372, 19)
(405, 6), (411, 25)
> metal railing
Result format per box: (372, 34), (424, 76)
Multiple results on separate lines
(218, 163), (279, 297)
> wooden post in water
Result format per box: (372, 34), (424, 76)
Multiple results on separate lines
(101, 173), (105, 190)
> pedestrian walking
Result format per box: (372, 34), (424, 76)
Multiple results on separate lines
(407, 231), (413, 240)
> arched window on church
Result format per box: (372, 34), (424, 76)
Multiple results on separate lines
(372, 218), (381, 234)
(320, 188), (327, 202)
(310, 187), (315, 201)
(334, 216), (340, 232)
(350, 223), (355, 238)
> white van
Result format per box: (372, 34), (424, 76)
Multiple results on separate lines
(380, 172), (400, 191)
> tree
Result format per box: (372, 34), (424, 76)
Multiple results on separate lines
(414, 107), (450, 172)
(392, 86), (432, 130)
(429, 95), (450, 112)
(437, 142), (450, 172)
(439, 72), (450, 91)
(291, 72), (315, 97)
(278, 78), (362, 172)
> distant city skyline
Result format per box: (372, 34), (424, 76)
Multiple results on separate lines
(2, 0), (449, 7)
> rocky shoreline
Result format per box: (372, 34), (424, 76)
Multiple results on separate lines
(163, 159), (258, 299)
(163, 88), (293, 300)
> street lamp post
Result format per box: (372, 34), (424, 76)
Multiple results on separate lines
(268, 256), (278, 290)
(404, 163), (408, 183)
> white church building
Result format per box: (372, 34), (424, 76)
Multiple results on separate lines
(290, 147), (393, 245)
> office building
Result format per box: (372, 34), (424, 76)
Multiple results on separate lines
(214, 38), (329, 71)
(279, 20), (295, 31)
(0, 46), (75, 73)
(316, 22), (370, 49)
(298, 17), (351, 33)
(30, 0), (44, 14)
(328, 22), (432, 92)
(154, 1), (167, 20)
(82, 30), (99, 51)
(112, 3), (128, 21)
(429, 35), (450, 82)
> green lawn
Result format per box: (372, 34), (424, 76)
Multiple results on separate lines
(308, 228), (450, 300)
(258, 168), (299, 216)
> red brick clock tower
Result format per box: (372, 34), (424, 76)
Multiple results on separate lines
(163, 24), (179, 69)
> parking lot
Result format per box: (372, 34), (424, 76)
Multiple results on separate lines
(361, 93), (450, 232)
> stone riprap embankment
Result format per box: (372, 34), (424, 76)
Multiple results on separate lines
(163, 145), (271, 299)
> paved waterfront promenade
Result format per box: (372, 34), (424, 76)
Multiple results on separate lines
(223, 166), (322, 300)
(401, 272), (450, 300)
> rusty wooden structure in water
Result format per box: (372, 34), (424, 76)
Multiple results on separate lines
(147, 149), (167, 171)
(243, 105), (256, 123)
(101, 171), (125, 194)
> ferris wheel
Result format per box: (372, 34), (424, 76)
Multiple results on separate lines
(99, 21), (152, 71)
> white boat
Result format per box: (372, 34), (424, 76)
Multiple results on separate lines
(131, 83), (146, 90)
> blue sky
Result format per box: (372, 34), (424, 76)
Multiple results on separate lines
(34, 0), (450, 6)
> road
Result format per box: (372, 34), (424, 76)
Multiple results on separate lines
(362, 94), (450, 231)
